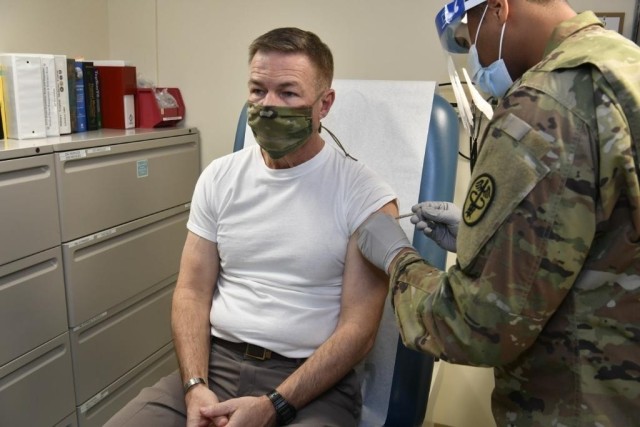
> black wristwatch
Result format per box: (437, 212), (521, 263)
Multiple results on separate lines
(266, 389), (297, 425)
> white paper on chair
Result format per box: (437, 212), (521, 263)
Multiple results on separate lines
(324, 79), (434, 243)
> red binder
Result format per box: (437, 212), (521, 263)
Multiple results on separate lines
(96, 65), (137, 129)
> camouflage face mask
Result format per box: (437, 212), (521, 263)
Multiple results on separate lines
(247, 102), (314, 159)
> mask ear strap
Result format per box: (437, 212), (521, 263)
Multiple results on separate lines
(474, 4), (489, 44)
(498, 22), (507, 59)
(320, 125), (358, 161)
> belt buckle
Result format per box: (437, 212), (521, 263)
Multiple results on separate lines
(245, 343), (272, 361)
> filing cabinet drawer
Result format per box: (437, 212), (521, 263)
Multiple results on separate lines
(70, 281), (175, 404)
(55, 133), (199, 242)
(77, 342), (177, 427)
(62, 204), (188, 327)
(0, 247), (68, 366)
(0, 333), (75, 427)
(0, 153), (60, 266)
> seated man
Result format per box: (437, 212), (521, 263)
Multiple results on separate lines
(105, 27), (397, 427)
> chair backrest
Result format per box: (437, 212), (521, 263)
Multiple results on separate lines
(234, 80), (459, 427)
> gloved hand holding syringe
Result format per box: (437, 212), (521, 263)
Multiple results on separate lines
(395, 201), (461, 253)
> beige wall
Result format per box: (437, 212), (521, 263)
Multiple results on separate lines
(106, 0), (639, 168)
(0, 0), (110, 58)
(1, 1), (637, 426)
(0, 1), (635, 166)
(108, 0), (451, 167)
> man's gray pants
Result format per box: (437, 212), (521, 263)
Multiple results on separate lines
(104, 339), (362, 426)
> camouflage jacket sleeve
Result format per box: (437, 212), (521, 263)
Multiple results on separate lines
(390, 67), (629, 366)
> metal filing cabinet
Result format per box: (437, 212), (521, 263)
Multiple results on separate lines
(52, 128), (198, 424)
(0, 128), (200, 426)
(0, 142), (76, 426)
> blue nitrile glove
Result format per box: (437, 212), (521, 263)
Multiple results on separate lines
(411, 201), (461, 253)
(357, 212), (414, 273)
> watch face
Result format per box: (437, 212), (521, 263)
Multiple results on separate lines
(267, 390), (297, 425)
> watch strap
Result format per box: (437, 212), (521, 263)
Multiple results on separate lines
(266, 389), (297, 425)
(183, 377), (206, 394)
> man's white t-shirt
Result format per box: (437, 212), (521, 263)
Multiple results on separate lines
(187, 143), (396, 358)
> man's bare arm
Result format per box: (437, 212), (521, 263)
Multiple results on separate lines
(171, 231), (224, 427)
(275, 201), (397, 408)
(172, 231), (219, 384)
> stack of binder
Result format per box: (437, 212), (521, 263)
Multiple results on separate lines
(0, 53), (139, 140)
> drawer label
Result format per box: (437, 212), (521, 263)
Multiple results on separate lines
(59, 147), (111, 162)
(137, 159), (149, 178)
(68, 228), (117, 248)
(59, 150), (87, 161)
(80, 389), (110, 413)
(96, 228), (117, 239)
(87, 146), (112, 155)
(67, 234), (95, 248)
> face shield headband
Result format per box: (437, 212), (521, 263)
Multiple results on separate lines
(435, 0), (487, 53)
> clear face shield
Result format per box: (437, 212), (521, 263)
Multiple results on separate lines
(435, 0), (491, 171)
(435, 0), (487, 54)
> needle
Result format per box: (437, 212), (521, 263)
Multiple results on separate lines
(395, 212), (413, 220)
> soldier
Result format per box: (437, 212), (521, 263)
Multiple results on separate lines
(357, 0), (640, 425)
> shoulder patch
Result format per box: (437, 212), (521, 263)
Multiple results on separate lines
(463, 174), (495, 226)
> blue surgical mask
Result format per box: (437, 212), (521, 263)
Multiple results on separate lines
(467, 5), (513, 98)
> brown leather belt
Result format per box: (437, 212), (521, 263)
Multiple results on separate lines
(212, 337), (307, 364)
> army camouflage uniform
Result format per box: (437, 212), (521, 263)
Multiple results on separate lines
(391, 12), (640, 426)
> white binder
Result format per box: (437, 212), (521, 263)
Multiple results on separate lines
(0, 54), (46, 139)
(41, 54), (60, 136)
(54, 55), (72, 135)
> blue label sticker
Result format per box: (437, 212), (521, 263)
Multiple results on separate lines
(137, 159), (149, 178)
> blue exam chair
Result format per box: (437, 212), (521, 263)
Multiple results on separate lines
(234, 80), (459, 427)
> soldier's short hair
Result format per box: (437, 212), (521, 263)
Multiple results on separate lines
(249, 27), (334, 91)
(468, 0), (563, 17)
(526, 0), (562, 4)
